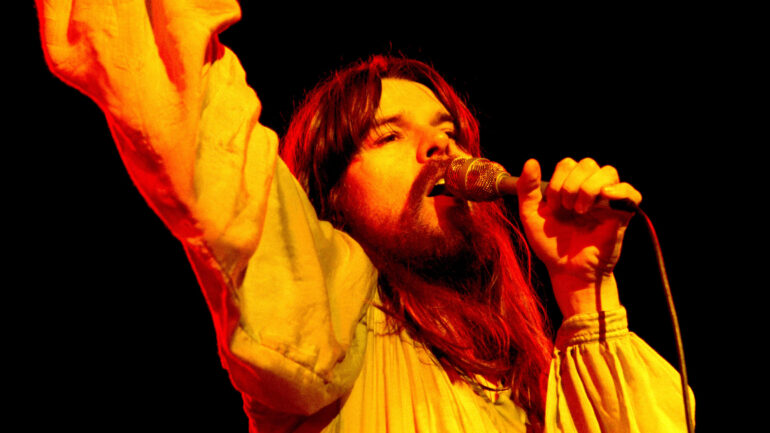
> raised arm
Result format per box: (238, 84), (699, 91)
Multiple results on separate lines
(37, 0), (376, 417)
(38, 0), (269, 246)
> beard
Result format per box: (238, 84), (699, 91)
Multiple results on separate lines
(337, 159), (503, 292)
(387, 207), (499, 293)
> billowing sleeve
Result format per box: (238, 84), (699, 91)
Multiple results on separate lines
(545, 307), (695, 432)
(36, 0), (377, 416)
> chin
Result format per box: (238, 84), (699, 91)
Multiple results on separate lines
(428, 197), (469, 232)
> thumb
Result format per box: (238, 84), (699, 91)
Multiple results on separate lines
(517, 158), (543, 214)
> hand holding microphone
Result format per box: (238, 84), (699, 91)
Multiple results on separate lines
(440, 155), (642, 317)
(436, 156), (689, 427)
(434, 156), (639, 213)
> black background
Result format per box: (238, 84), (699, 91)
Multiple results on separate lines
(21, 3), (756, 431)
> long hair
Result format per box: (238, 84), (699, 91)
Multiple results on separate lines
(280, 55), (553, 429)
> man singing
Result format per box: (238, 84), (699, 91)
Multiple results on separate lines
(37, 1), (691, 431)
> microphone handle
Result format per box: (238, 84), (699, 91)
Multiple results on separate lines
(497, 174), (547, 197)
(497, 174), (637, 213)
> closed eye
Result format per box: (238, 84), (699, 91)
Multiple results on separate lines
(367, 123), (404, 147)
(376, 131), (400, 145)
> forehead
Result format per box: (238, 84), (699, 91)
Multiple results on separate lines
(377, 78), (450, 120)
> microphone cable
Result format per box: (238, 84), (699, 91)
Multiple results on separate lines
(440, 157), (695, 431)
(626, 200), (695, 433)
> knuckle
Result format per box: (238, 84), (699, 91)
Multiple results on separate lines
(556, 157), (577, 169)
(578, 157), (599, 169)
(620, 182), (643, 204)
(580, 180), (601, 196)
(562, 182), (578, 194)
(602, 165), (619, 182)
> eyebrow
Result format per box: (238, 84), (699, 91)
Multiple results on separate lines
(372, 110), (455, 129)
(431, 111), (455, 127)
(371, 113), (407, 130)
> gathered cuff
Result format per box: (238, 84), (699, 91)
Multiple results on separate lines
(555, 307), (629, 350)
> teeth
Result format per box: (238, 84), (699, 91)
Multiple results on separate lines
(428, 179), (447, 197)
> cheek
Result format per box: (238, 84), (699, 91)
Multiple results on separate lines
(338, 163), (390, 225)
(344, 157), (411, 209)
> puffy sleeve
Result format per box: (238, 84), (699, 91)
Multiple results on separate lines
(545, 307), (695, 432)
(36, 0), (377, 416)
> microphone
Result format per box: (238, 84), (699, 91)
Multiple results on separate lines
(436, 157), (637, 212)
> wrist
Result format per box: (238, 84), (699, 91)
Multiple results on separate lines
(550, 272), (621, 318)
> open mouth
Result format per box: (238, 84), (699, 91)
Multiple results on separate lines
(427, 178), (447, 197)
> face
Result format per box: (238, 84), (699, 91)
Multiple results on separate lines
(337, 78), (480, 277)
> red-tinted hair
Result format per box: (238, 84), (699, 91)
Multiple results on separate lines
(280, 55), (553, 429)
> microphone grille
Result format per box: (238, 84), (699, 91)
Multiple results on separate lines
(445, 157), (508, 201)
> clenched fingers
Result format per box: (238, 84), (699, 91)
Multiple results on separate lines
(546, 158), (640, 214)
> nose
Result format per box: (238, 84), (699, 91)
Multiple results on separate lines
(417, 131), (452, 163)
